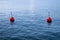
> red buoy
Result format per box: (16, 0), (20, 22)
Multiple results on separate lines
(10, 17), (15, 22)
(47, 12), (52, 23)
(47, 17), (52, 23)
(10, 12), (15, 22)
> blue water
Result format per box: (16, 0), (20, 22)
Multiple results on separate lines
(0, 11), (60, 40)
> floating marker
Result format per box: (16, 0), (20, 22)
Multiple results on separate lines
(10, 12), (15, 22)
(47, 12), (52, 23)
(47, 17), (52, 23)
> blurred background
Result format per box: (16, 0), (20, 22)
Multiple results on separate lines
(0, 0), (60, 40)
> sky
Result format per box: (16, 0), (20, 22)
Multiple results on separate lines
(0, 0), (60, 11)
